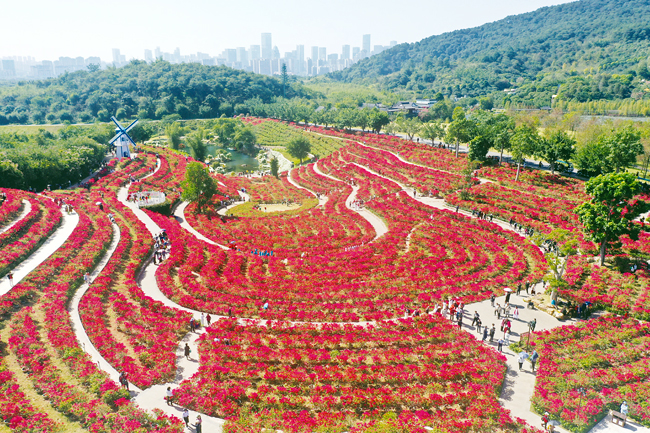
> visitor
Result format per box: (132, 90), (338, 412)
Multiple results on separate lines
(529, 318), (537, 333)
(182, 409), (190, 427)
(621, 401), (629, 416)
(195, 415), (202, 433)
(497, 338), (504, 352)
(471, 311), (480, 327)
(166, 387), (173, 406)
(490, 293), (496, 307)
(184, 343), (191, 360)
(7, 272), (14, 287)
(513, 306), (520, 321)
(489, 324), (496, 342)
(518, 350), (529, 371)
(482, 326), (488, 342)
(530, 349), (539, 372)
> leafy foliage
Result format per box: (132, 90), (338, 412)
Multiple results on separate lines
(181, 161), (218, 213)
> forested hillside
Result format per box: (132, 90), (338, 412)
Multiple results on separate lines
(331, 0), (650, 109)
(0, 61), (303, 125)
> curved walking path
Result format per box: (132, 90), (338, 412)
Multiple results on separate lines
(0, 205), (78, 297)
(0, 199), (31, 235)
(174, 201), (229, 250)
(313, 161), (388, 240)
(67, 222), (145, 392)
(287, 168), (328, 207)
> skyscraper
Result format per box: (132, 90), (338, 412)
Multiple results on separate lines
(311, 46), (319, 63)
(144, 49), (153, 62)
(261, 33), (272, 59)
(155, 47), (161, 59)
(237, 47), (249, 67)
(341, 45), (350, 60)
(250, 45), (261, 61)
(318, 47), (326, 63)
(362, 34), (371, 56)
(112, 48), (121, 64)
(296, 45), (305, 75)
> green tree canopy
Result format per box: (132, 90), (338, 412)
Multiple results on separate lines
(181, 161), (218, 213)
(510, 123), (541, 181)
(538, 130), (576, 174)
(286, 136), (311, 164)
(270, 158), (279, 178)
(575, 172), (645, 265)
(446, 107), (475, 157)
(165, 122), (182, 150)
(186, 128), (208, 162)
(369, 110), (390, 133)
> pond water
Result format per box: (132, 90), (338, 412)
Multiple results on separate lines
(207, 146), (259, 173)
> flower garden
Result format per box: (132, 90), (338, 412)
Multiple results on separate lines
(1, 118), (650, 433)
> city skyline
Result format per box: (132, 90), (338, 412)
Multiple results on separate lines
(1, 0), (574, 63)
(1, 33), (394, 80)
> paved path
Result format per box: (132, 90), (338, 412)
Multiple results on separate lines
(267, 149), (292, 173)
(287, 168), (328, 207)
(312, 161), (388, 240)
(174, 201), (229, 250)
(0, 205), (77, 297)
(67, 222), (144, 392)
(0, 199), (31, 235)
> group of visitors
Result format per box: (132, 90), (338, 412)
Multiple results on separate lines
(472, 209), (494, 222)
(508, 218), (535, 237)
(152, 231), (170, 265)
(251, 248), (274, 257)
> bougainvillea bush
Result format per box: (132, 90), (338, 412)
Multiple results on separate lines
(175, 315), (538, 433)
(531, 316), (650, 432)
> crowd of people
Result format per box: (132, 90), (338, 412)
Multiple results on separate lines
(152, 230), (170, 265)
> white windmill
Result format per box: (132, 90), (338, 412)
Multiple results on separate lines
(109, 116), (139, 159)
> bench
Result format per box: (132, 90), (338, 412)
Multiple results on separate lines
(610, 410), (627, 427)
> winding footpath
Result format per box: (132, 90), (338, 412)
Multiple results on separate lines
(0, 199), (31, 235)
(0, 203), (78, 297)
(313, 161), (388, 240)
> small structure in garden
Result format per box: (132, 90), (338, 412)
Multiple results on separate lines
(109, 116), (139, 159)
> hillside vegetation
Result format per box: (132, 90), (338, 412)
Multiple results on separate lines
(331, 0), (650, 110)
(0, 61), (302, 125)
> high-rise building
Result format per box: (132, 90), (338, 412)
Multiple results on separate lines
(237, 47), (248, 67)
(272, 46), (280, 60)
(225, 49), (237, 63)
(362, 34), (371, 56)
(261, 33), (272, 59)
(144, 49), (153, 62)
(112, 48), (121, 64)
(341, 45), (350, 60)
(311, 46), (319, 63)
(174, 47), (181, 63)
(155, 47), (161, 59)
(318, 47), (327, 64)
(296, 45), (304, 75)
(1, 60), (16, 77)
(250, 45), (261, 61)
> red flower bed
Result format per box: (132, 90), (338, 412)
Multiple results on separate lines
(175, 315), (536, 433)
(531, 316), (650, 432)
(0, 188), (25, 227)
(0, 194), (62, 277)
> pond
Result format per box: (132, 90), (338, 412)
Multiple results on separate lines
(207, 146), (259, 173)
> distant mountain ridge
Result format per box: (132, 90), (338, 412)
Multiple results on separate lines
(330, 0), (650, 108)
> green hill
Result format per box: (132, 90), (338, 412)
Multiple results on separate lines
(330, 0), (650, 109)
(0, 61), (302, 125)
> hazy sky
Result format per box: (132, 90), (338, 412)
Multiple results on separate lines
(2, 0), (576, 61)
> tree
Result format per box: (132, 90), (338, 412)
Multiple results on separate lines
(335, 108), (358, 131)
(181, 162), (218, 214)
(468, 134), (492, 162)
(446, 107), (475, 157)
(281, 63), (288, 98)
(538, 130), (576, 174)
(369, 110), (390, 133)
(510, 124), (541, 181)
(604, 125), (643, 173)
(420, 121), (445, 145)
(356, 109), (369, 131)
(574, 138), (610, 177)
(396, 116), (422, 141)
(234, 126), (256, 155)
(165, 122), (182, 150)
(534, 229), (579, 289)
(270, 158), (279, 178)
(287, 136), (311, 164)
(575, 172), (645, 266)
(186, 128), (208, 162)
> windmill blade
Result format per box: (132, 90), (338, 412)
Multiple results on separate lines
(109, 131), (124, 145)
(124, 133), (138, 148)
(110, 116), (123, 130)
(125, 119), (139, 132)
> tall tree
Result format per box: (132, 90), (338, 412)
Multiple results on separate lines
(604, 125), (643, 173)
(287, 136), (311, 164)
(369, 110), (390, 133)
(186, 128), (208, 162)
(420, 121), (445, 145)
(181, 161), (218, 213)
(281, 63), (288, 98)
(538, 130), (576, 174)
(234, 126), (257, 155)
(270, 158), (279, 178)
(575, 172), (645, 265)
(396, 116), (422, 141)
(446, 107), (474, 157)
(165, 122), (182, 150)
(510, 124), (541, 181)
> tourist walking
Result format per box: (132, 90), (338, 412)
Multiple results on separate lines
(497, 338), (504, 352)
(489, 324), (496, 342)
(184, 343), (191, 360)
(471, 311), (480, 327)
(482, 326), (488, 342)
(195, 415), (202, 433)
(7, 272), (13, 287)
(206, 314), (212, 326)
(166, 387), (173, 406)
(513, 306), (520, 321)
(531, 349), (539, 372)
(490, 293), (495, 307)
(529, 318), (537, 333)
(518, 350), (529, 371)
(182, 409), (190, 427)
